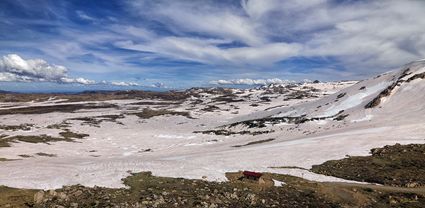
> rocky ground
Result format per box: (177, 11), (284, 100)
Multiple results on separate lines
(2, 143), (425, 208)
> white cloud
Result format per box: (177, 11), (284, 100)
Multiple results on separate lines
(123, 0), (425, 79)
(151, 82), (165, 88)
(127, 1), (266, 46)
(115, 37), (302, 66)
(110, 81), (140, 86)
(60, 77), (96, 85)
(0, 54), (67, 80)
(0, 54), (95, 84)
(76, 10), (96, 21)
(210, 78), (294, 85)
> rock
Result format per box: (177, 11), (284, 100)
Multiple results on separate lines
(407, 182), (419, 188)
(73, 190), (83, 197)
(70, 202), (79, 208)
(34, 190), (45, 204)
(57, 192), (69, 201)
(49, 190), (57, 196)
(209, 203), (218, 208)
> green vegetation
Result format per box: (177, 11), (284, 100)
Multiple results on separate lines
(312, 143), (425, 187)
(0, 103), (118, 115)
(69, 114), (125, 127)
(35, 153), (57, 157)
(0, 158), (19, 162)
(0, 130), (89, 148)
(194, 129), (274, 136)
(46, 121), (71, 129)
(5, 135), (73, 145)
(232, 138), (275, 147)
(130, 108), (193, 119)
(0, 90), (190, 103)
(1, 171), (425, 207)
(59, 130), (89, 139)
(0, 124), (34, 131)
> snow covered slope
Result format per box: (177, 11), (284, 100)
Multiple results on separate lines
(228, 60), (425, 128)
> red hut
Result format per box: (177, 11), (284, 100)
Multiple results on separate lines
(242, 171), (262, 180)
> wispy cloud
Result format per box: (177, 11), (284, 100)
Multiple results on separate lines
(122, 0), (425, 73)
(1, 0), (425, 89)
(210, 78), (294, 85)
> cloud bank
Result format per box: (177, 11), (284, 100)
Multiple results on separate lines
(210, 78), (294, 86)
(0, 54), (165, 88)
(0, 54), (94, 84)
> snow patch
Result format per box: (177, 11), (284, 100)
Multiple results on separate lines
(272, 179), (286, 187)
(351, 114), (373, 123)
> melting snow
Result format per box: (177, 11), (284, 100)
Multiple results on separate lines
(320, 82), (390, 117)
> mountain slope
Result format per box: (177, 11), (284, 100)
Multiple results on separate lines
(227, 60), (425, 129)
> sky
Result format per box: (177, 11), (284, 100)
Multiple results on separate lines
(0, 0), (425, 92)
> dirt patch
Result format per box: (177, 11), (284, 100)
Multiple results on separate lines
(0, 186), (36, 207)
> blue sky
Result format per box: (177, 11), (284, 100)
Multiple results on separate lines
(0, 0), (425, 91)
